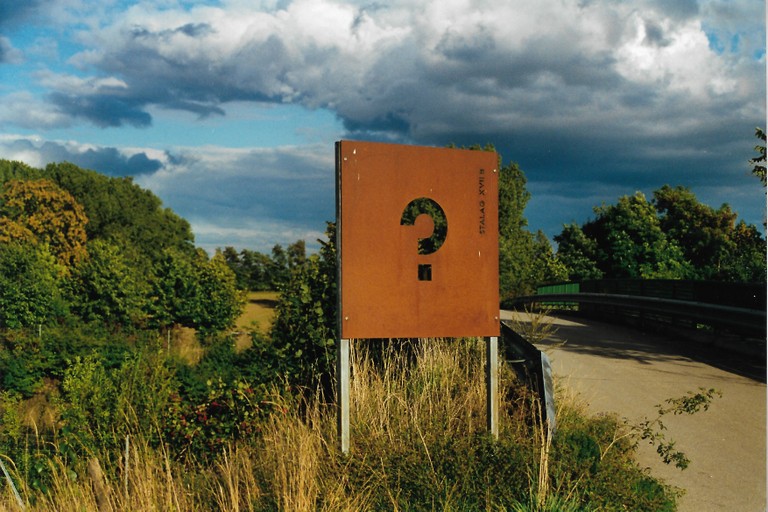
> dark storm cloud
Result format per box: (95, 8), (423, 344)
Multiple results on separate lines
(75, 147), (163, 176)
(48, 92), (153, 128)
(57, 22), (287, 125)
(1, 138), (162, 176)
(157, 147), (334, 226)
(4, 0), (763, 245)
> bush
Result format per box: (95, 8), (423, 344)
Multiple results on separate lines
(549, 409), (679, 511)
(0, 322), (141, 398)
(269, 223), (337, 397)
(161, 378), (274, 463)
(0, 243), (65, 329)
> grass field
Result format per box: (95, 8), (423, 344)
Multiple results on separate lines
(234, 291), (279, 350)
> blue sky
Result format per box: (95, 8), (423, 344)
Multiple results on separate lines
(0, 0), (765, 254)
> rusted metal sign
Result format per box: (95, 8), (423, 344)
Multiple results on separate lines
(336, 140), (499, 338)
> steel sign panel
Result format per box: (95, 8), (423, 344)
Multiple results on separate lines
(337, 140), (499, 338)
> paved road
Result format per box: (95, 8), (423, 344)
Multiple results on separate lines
(500, 310), (766, 512)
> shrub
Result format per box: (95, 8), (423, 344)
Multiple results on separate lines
(0, 243), (65, 329)
(269, 223), (337, 397)
(549, 409), (679, 511)
(161, 378), (274, 463)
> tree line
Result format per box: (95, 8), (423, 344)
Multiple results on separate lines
(555, 185), (765, 283)
(220, 240), (308, 291)
(0, 160), (242, 333)
(222, 139), (766, 305)
(554, 128), (766, 284)
(1, 133), (764, 337)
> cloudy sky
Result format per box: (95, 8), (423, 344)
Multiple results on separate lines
(0, 0), (765, 254)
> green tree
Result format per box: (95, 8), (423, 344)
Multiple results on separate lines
(0, 243), (64, 328)
(269, 244), (290, 287)
(43, 162), (195, 263)
(556, 186), (765, 283)
(66, 240), (148, 326)
(750, 127), (766, 186)
(554, 223), (603, 281)
(221, 246), (274, 291)
(152, 248), (243, 333)
(287, 239), (307, 270)
(151, 248), (197, 329)
(221, 246), (246, 288)
(60, 354), (118, 451)
(0, 160), (44, 184)
(582, 192), (692, 279)
(498, 161), (563, 298)
(653, 185), (736, 280)
(726, 221), (767, 283)
(195, 250), (244, 333)
(244, 249), (274, 290)
(270, 223), (337, 396)
(532, 229), (568, 284)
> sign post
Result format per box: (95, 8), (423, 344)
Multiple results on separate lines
(336, 337), (350, 454)
(336, 140), (500, 453)
(486, 336), (499, 437)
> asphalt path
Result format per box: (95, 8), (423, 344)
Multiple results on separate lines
(500, 310), (766, 512)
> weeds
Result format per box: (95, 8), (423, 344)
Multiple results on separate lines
(505, 305), (561, 347)
(0, 337), (684, 511)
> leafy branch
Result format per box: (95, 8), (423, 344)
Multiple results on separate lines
(601, 387), (722, 470)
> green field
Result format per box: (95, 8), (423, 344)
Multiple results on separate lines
(236, 291), (279, 332)
(232, 291), (280, 351)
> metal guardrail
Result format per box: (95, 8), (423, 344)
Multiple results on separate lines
(510, 292), (766, 337)
(500, 321), (556, 433)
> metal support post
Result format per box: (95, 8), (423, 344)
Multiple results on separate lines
(486, 336), (499, 439)
(337, 338), (350, 454)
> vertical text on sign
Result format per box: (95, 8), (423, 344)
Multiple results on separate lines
(479, 168), (487, 235)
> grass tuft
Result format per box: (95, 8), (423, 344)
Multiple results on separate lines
(0, 335), (680, 511)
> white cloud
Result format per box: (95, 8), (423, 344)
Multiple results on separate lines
(0, 36), (23, 64)
(190, 219), (327, 254)
(614, 12), (739, 98)
(14, 0), (756, 141)
(0, 92), (72, 129)
(37, 71), (128, 94)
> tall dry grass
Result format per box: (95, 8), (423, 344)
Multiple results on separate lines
(0, 338), (540, 511)
(350, 339), (492, 446)
(1, 437), (196, 511)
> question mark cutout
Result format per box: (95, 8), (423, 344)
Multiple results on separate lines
(400, 198), (448, 281)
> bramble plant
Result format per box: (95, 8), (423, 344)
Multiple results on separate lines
(162, 378), (274, 462)
(636, 387), (722, 470)
(598, 387), (722, 471)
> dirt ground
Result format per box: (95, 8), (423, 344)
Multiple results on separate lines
(501, 310), (766, 512)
